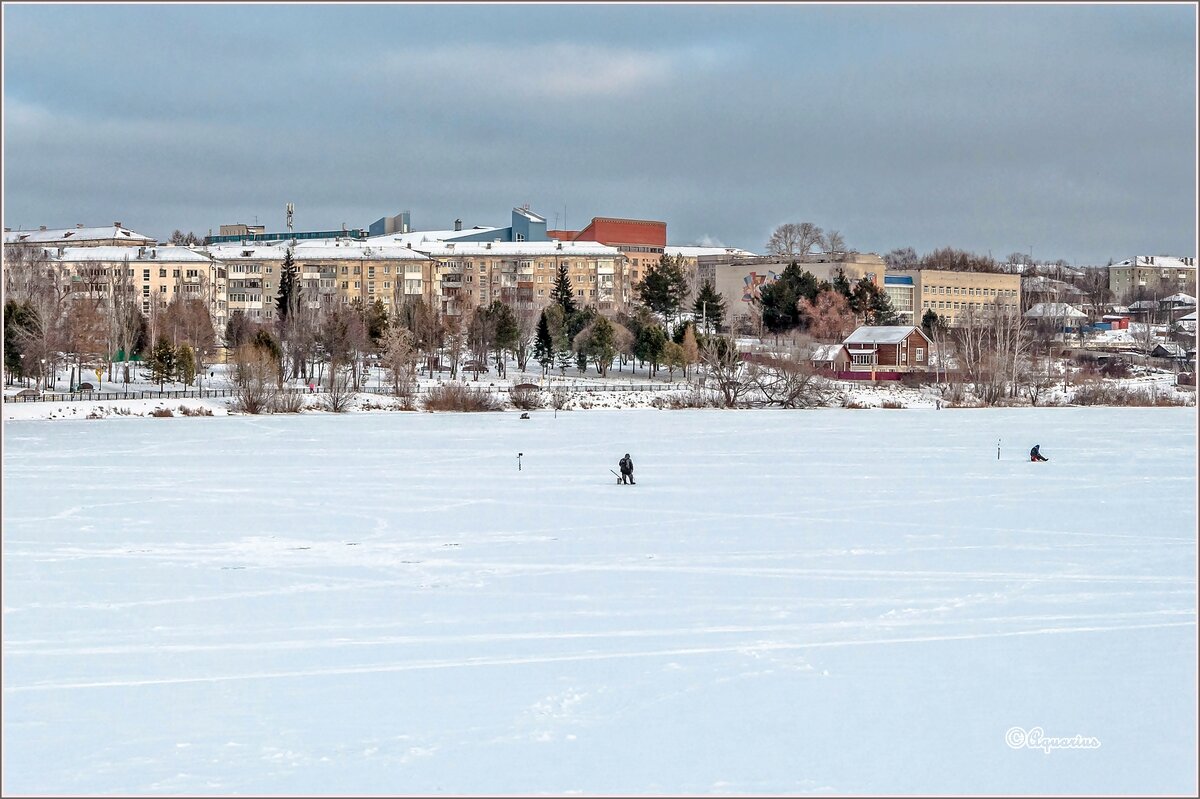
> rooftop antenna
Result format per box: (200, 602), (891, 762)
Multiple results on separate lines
(286, 202), (295, 244)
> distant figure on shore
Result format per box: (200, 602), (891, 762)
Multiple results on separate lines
(619, 453), (635, 485)
(1030, 444), (1049, 462)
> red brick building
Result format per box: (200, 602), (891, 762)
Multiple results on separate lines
(547, 216), (667, 304)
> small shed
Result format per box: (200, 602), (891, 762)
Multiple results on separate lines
(810, 343), (850, 372)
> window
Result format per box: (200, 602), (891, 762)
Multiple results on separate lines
(341, 281), (349, 289)
(577, 289), (584, 297)
(354, 281), (360, 289)
(915, 347), (925, 361)
(342, 266), (349, 275)
(159, 285), (167, 293)
(173, 269), (180, 277)
(142, 285), (150, 295)
(266, 267), (272, 274)
(852, 353), (874, 365)
(158, 268), (167, 278)
(143, 269), (151, 280)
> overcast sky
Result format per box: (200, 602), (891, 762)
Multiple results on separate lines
(3, 3), (1196, 264)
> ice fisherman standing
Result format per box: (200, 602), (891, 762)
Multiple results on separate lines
(619, 453), (635, 485)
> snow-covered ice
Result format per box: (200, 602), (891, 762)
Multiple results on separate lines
(2, 408), (1196, 795)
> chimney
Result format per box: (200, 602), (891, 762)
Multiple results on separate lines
(114, 222), (122, 228)
(454, 219), (462, 232)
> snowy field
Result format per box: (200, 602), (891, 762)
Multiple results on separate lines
(2, 408), (1196, 795)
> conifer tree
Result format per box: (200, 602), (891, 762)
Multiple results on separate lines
(636, 254), (689, 326)
(276, 248), (299, 323)
(176, 343), (196, 386)
(692, 280), (725, 333)
(534, 309), (554, 374)
(550, 263), (578, 316)
(148, 336), (177, 390)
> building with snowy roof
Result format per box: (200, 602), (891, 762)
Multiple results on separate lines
(840, 325), (933, 374)
(204, 239), (435, 321)
(1108, 256), (1196, 302)
(4, 223), (155, 248)
(407, 239), (628, 316)
(9, 245), (229, 332)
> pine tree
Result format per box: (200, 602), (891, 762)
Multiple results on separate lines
(550, 263), (578, 316)
(634, 324), (668, 376)
(584, 316), (617, 377)
(276, 248), (299, 323)
(921, 308), (942, 338)
(692, 280), (725, 333)
(148, 337), (177, 390)
(534, 310), (554, 374)
(636, 254), (689, 325)
(831, 267), (853, 300)
(176, 343), (196, 386)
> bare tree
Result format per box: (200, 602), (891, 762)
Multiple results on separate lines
(321, 366), (356, 412)
(699, 335), (750, 407)
(821, 229), (847, 256)
(748, 348), (833, 408)
(799, 289), (857, 341)
(766, 222), (824, 258)
(379, 322), (417, 397)
(231, 344), (281, 414)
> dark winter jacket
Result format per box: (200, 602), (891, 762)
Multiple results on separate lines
(619, 456), (633, 475)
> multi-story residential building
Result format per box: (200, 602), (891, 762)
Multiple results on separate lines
(890, 269), (1022, 327)
(4, 222), (155, 248)
(410, 240), (627, 316)
(697, 252), (886, 330)
(1108, 256), (1197, 302)
(204, 239), (436, 320)
(5, 244), (228, 332)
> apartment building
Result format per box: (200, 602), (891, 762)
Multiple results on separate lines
(1108, 256), (1197, 302)
(5, 244), (228, 332)
(205, 239), (436, 320)
(891, 269), (1021, 326)
(4, 222), (155, 248)
(410, 240), (627, 317)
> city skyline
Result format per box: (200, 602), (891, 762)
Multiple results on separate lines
(3, 2), (1196, 265)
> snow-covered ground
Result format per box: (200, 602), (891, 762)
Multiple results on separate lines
(2, 409), (1196, 795)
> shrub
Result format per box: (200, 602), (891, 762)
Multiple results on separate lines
(150, 407), (174, 417)
(880, 400), (905, 409)
(272, 391), (306, 414)
(423, 383), (502, 412)
(177, 405), (214, 417)
(509, 385), (544, 410)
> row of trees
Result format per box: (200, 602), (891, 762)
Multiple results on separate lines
(758, 263), (898, 336)
(765, 222), (848, 258)
(3, 245), (217, 390)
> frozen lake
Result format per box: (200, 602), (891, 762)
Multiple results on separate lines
(3, 408), (1196, 795)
